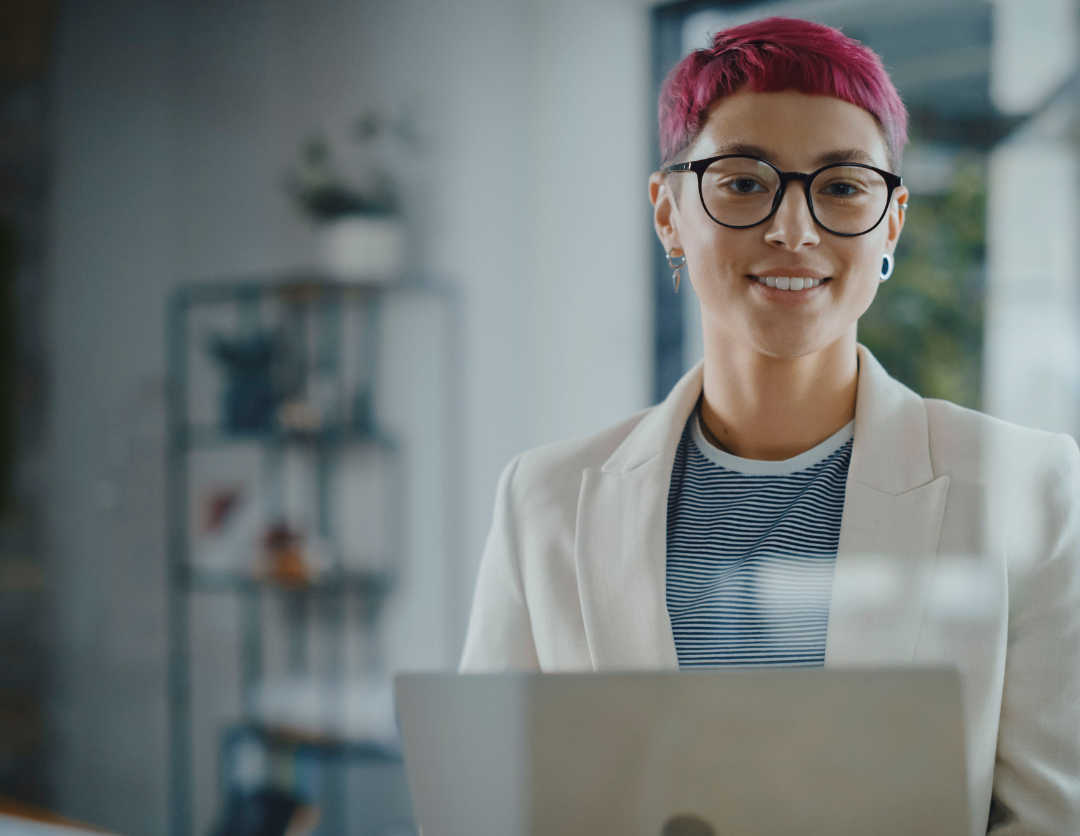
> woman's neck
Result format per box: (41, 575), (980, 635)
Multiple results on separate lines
(698, 325), (858, 461)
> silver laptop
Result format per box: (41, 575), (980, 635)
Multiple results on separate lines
(395, 668), (968, 836)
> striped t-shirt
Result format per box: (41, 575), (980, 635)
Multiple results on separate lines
(665, 402), (853, 668)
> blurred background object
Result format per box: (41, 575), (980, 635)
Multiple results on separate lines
(3, 0), (1078, 834)
(167, 279), (434, 834)
(286, 106), (419, 283)
(0, 797), (122, 835)
(0, 0), (60, 815)
(860, 152), (987, 409)
(211, 786), (319, 836)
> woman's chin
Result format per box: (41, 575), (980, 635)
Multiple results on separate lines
(743, 326), (847, 360)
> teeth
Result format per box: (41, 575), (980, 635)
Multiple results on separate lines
(755, 276), (824, 291)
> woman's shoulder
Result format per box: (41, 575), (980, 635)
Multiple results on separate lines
(509, 405), (657, 494)
(922, 396), (1079, 488)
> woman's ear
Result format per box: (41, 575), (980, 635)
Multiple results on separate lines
(649, 172), (683, 255)
(885, 184), (908, 253)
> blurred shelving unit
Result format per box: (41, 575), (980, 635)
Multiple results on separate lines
(165, 275), (459, 836)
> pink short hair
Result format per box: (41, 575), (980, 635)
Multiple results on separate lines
(658, 17), (908, 169)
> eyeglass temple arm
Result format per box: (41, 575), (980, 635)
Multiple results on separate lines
(662, 162), (693, 173)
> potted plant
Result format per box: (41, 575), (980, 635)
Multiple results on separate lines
(288, 109), (413, 283)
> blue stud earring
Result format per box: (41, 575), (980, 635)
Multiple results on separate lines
(880, 252), (894, 282)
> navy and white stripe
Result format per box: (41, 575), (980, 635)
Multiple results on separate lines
(666, 404), (852, 668)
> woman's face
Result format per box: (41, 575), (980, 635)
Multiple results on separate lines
(650, 90), (908, 359)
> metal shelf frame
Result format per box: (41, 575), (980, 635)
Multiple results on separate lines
(165, 276), (460, 836)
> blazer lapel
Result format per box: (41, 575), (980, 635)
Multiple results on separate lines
(574, 362), (704, 671)
(573, 344), (950, 670)
(826, 345), (951, 664)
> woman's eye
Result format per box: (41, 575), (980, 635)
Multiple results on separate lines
(822, 182), (860, 196)
(724, 178), (765, 194)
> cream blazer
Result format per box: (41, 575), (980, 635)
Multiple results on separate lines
(460, 344), (1080, 836)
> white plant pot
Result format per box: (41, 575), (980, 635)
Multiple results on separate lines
(316, 215), (404, 282)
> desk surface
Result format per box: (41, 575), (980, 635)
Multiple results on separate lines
(0, 799), (115, 835)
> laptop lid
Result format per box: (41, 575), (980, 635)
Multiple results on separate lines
(395, 668), (968, 836)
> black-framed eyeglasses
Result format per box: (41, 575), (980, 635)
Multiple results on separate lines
(662, 155), (903, 237)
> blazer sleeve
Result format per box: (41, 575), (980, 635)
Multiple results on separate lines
(459, 454), (541, 673)
(990, 433), (1080, 835)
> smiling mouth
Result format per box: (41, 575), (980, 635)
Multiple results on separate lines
(748, 275), (831, 291)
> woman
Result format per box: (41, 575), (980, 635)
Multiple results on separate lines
(460, 17), (1080, 834)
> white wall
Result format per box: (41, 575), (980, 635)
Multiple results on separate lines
(984, 115), (1080, 434)
(47, 0), (651, 832)
(983, 0), (1080, 434)
(520, 0), (652, 447)
(49, 2), (175, 831)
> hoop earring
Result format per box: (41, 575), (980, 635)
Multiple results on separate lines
(880, 252), (894, 282)
(667, 250), (687, 293)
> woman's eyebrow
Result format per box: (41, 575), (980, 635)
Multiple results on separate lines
(703, 144), (880, 169)
(707, 141), (773, 159)
(814, 148), (879, 167)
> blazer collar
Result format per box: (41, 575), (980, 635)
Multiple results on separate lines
(848, 343), (936, 496)
(599, 342), (934, 490)
(575, 343), (948, 671)
(600, 359), (703, 475)
(573, 359), (702, 669)
(827, 345), (950, 664)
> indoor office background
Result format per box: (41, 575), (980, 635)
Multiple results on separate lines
(0, 0), (1076, 834)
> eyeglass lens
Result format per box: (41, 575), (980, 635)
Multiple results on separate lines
(700, 157), (891, 235)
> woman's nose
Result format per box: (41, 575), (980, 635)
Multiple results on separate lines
(763, 183), (820, 250)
